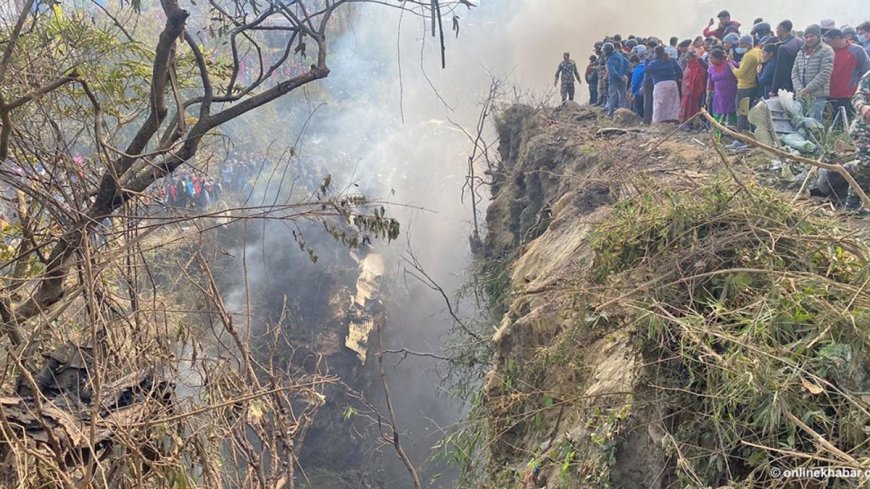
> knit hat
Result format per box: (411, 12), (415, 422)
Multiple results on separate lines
(738, 35), (754, 46)
(758, 36), (775, 46)
(602, 42), (615, 54)
(752, 22), (772, 35)
(722, 33), (740, 45)
(820, 19), (836, 30)
(631, 45), (647, 57)
(625, 39), (638, 49)
(842, 26), (856, 36)
(804, 24), (822, 38)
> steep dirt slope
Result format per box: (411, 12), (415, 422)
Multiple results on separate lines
(473, 103), (870, 489)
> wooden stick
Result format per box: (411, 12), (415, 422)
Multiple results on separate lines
(793, 167), (818, 204)
(782, 408), (863, 468)
(699, 109), (870, 209)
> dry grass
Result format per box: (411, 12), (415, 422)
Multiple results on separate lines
(592, 180), (870, 488)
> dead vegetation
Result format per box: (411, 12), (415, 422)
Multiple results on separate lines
(465, 103), (870, 489)
(0, 214), (340, 488)
(0, 0), (469, 485)
(593, 180), (870, 488)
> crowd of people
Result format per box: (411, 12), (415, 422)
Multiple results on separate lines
(158, 157), (259, 211)
(555, 12), (870, 211)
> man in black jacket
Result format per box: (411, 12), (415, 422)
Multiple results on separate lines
(770, 20), (804, 96)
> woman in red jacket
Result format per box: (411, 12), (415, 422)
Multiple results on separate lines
(680, 51), (707, 123)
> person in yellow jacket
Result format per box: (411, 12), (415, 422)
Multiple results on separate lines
(730, 35), (763, 134)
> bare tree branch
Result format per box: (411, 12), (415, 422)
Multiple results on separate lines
(375, 315), (423, 489)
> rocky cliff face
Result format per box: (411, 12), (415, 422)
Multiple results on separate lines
(481, 103), (662, 488)
(472, 103), (870, 489)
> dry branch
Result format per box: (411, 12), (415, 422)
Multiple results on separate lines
(375, 316), (423, 489)
(699, 109), (870, 209)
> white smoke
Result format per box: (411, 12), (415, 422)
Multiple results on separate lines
(218, 0), (870, 485)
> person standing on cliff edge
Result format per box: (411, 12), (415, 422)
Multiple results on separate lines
(554, 52), (582, 103)
(845, 70), (870, 211)
(585, 55), (599, 105)
(603, 42), (631, 116)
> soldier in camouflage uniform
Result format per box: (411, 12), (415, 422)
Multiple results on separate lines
(554, 52), (582, 103)
(597, 54), (609, 107)
(845, 70), (870, 210)
(811, 71), (870, 209)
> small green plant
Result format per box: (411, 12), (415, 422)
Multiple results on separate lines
(341, 406), (357, 421)
(481, 252), (515, 315)
(558, 441), (576, 487)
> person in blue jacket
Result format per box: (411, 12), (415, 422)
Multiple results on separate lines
(604, 42), (631, 116)
(629, 45), (648, 118)
(757, 43), (778, 98)
(644, 46), (684, 123)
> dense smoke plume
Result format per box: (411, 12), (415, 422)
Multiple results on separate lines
(214, 0), (870, 486)
(215, 2), (520, 485)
